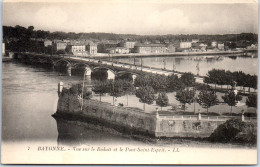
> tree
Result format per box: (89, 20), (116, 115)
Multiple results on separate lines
(156, 92), (169, 111)
(108, 79), (125, 105)
(222, 90), (242, 115)
(180, 72), (195, 87)
(56, 50), (66, 55)
(175, 88), (195, 112)
(197, 90), (219, 113)
(150, 74), (168, 92)
(121, 80), (135, 106)
(134, 74), (150, 87)
(69, 83), (92, 101)
(135, 86), (155, 111)
(246, 94), (257, 108)
(92, 80), (110, 101)
(166, 74), (184, 92)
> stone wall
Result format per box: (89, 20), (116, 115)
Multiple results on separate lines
(155, 119), (225, 137)
(57, 89), (157, 136)
(57, 89), (257, 138)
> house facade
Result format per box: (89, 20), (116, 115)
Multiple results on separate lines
(180, 42), (192, 48)
(133, 44), (167, 54)
(54, 42), (67, 52)
(66, 44), (87, 55)
(218, 43), (225, 50)
(120, 41), (136, 49)
(44, 40), (52, 47)
(86, 43), (98, 54)
(106, 47), (130, 54)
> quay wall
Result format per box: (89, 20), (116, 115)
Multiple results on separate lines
(56, 89), (256, 138)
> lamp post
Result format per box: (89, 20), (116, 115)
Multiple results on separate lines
(141, 57), (143, 71)
(172, 59), (176, 72)
(163, 58), (166, 70)
(196, 61), (200, 76)
(80, 69), (87, 112)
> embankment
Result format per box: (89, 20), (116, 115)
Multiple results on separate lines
(55, 88), (257, 142)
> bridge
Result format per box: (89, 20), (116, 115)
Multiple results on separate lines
(13, 52), (204, 83)
(12, 52), (257, 94)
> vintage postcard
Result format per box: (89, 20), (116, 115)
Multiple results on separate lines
(1, 0), (258, 165)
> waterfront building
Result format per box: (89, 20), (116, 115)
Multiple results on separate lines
(86, 43), (98, 54)
(44, 40), (52, 47)
(180, 41), (192, 48)
(218, 43), (225, 50)
(120, 41), (136, 49)
(133, 43), (167, 54)
(97, 41), (120, 53)
(166, 44), (176, 53)
(106, 47), (130, 54)
(66, 44), (87, 56)
(53, 42), (67, 52)
(192, 39), (199, 43)
(247, 44), (258, 49)
(211, 41), (217, 47)
(191, 43), (207, 52)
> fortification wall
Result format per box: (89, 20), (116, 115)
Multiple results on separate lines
(56, 89), (257, 138)
(57, 89), (157, 136)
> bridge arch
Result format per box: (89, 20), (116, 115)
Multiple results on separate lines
(93, 67), (116, 80)
(72, 63), (93, 76)
(116, 71), (139, 82)
(54, 59), (71, 66)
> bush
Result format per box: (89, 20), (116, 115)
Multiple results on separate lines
(209, 119), (256, 145)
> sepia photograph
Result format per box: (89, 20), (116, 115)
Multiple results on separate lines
(1, 0), (258, 165)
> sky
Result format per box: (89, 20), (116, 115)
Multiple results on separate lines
(2, 1), (259, 35)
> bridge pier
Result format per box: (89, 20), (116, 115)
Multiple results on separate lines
(132, 74), (137, 82)
(66, 64), (72, 76)
(84, 67), (92, 76)
(107, 69), (116, 80)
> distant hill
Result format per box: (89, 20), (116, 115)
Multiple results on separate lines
(3, 25), (258, 43)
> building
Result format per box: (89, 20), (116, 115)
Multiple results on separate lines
(211, 41), (217, 47)
(44, 40), (52, 47)
(133, 44), (167, 54)
(120, 41), (136, 49)
(218, 43), (225, 50)
(66, 44), (87, 55)
(106, 47), (130, 54)
(180, 42), (192, 48)
(166, 44), (176, 53)
(54, 42), (67, 52)
(191, 43), (207, 52)
(97, 42), (120, 53)
(86, 43), (98, 54)
(192, 39), (199, 43)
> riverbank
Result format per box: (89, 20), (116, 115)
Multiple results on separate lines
(91, 50), (247, 59)
(53, 115), (256, 148)
(56, 87), (257, 141)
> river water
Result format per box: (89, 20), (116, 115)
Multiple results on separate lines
(117, 53), (258, 76)
(2, 54), (257, 145)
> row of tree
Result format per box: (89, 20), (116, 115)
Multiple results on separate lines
(90, 73), (257, 114)
(204, 69), (257, 91)
(134, 72), (196, 93)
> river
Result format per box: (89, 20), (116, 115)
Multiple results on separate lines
(2, 53), (257, 146)
(116, 53), (258, 76)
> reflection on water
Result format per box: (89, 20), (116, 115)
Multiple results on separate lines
(2, 62), (84, 142)
(2, 55), (257, 146)
(55, 118), (144, 146)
